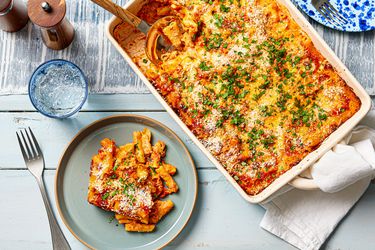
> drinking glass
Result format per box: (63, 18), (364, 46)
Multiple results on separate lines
(29, 59), (88, 118)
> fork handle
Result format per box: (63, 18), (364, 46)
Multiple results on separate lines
(37, 178), (71, 250)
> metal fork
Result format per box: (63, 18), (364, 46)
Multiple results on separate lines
(311, 0), (349, 27)
(16, 128), (71, 250)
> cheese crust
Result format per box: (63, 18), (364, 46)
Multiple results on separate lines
(113, 0), (361, 195)
(88, 129), (178, 230)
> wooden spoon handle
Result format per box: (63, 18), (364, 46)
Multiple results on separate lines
(90, 0), (141, 27)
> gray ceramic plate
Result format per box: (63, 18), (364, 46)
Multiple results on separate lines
(55, 115), (198, 249)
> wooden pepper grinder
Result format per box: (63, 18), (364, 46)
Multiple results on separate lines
(0, 0), (29, 32)
(28, 0), (74, 50)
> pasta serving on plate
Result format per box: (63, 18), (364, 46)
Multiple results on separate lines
(87, 128), (178, 232)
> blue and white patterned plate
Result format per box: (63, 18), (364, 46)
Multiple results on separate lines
(293, 0), (375, 31)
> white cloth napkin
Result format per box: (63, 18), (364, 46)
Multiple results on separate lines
(260, 112), (375, 250)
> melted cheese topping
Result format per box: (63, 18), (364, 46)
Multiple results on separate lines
(88, 139), (154, 220)
(114, 0), (361, 195)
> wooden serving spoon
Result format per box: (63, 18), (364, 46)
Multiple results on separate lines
(90, 0), (177, 64)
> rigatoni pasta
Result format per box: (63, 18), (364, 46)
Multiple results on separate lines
(87, 128), (178, 232)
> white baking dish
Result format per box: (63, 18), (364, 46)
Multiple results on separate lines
(106, 0), (372, 203)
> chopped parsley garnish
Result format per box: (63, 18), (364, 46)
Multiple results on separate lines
(259, 80), (271, 89)
(248, 128), (264, 147)
(292, 106), (314, 127)
(283, 69), (292, 79)
(238, 90), (249, 98)
(230, 111), (245, 125)
(102, 192), (110, 200)
(318, 112), (327, 120)
(220, 4), (230, 12)
(204, 33), (223, 50)
(110, 190), (119, 197)
(122, 182), (135, 194)
(216, 118), (224, 127)
(252, 90), (266, 101)
(149, 165), (157, 174)
(199, 61), (212, 71)
(128, 194), (136, 204)
(259, 105), (274, 117)
(213, 13), (224, 27)
(276, 92), (292, 111)
(261, 136), (276, 149)
(294, 56), (301, 65)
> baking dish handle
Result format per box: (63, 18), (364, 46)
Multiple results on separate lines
(288, 139), (348, 190)
(288, 164), (319, 190)
(289, 175), (319, 190)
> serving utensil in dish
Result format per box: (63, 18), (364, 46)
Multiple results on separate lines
(16, 128), (71, 250)
(106, 0), (371, 203)
(55, 115), (198, 249)
(90, 0), (179, 64)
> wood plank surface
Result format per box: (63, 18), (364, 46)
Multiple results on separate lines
(1, 169), (374, 249)
(0, 94), (163, 112)
(0, 1), (374, 95)
(0, 0), (148, 95)
(0, 112), (213, 170)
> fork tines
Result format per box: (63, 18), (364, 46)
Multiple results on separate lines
(316, 1), (348, 27)
(16, 127), (43, 161)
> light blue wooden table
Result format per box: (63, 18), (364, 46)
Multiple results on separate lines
(1, 0), (375, 249)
